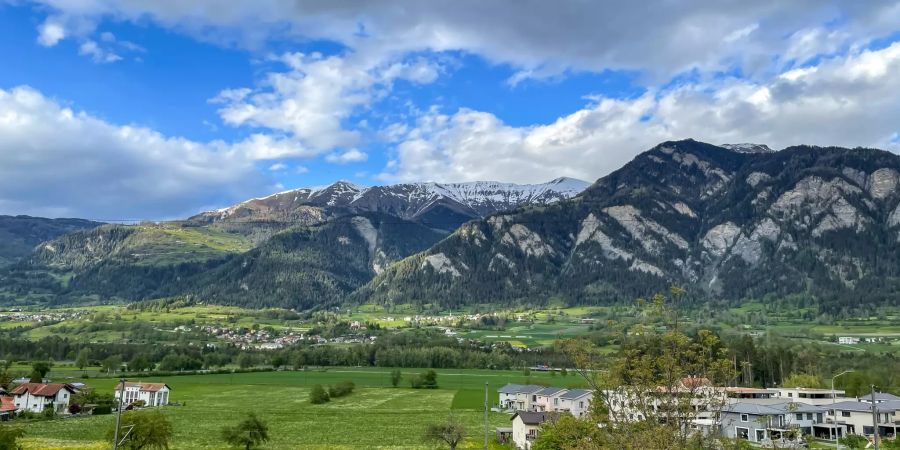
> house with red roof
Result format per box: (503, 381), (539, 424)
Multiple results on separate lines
(114, 382), (171, 407)
(11, 383), (78, 414)
(0, 395), (17, 420)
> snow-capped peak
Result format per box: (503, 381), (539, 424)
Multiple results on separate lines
(721, 143), (774, 154)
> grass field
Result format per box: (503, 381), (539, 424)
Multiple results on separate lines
(16, 368), (587, 449)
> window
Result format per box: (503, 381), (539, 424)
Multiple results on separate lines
(736, 427), (749, 440)
(532, 395), (536, 402)
(755, 429), (766, 441)
(554, 398), (558, 406)
(796, 413), (803, 420)
(816, 413), (823, 423)
(806, 413), (813, 421)
(740, 414), (749, 422)
(788, 393), (793, 397)
(841, 411), (851, 418)
(579, 401), (584, 408)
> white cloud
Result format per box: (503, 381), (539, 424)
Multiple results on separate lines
(326, 149), (368, 164)
(380, 43), (900, 184)
(212, 51), (441, 154)
(78, 40), (122, 63)
(24, 1), (900, 80)
(295, 165), (309, 174)
(0, 86), (293, 219)
(268, 162), (287, 171)
(37, 19), (66, 46)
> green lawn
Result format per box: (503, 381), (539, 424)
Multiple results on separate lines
(15, 368), (583, 449)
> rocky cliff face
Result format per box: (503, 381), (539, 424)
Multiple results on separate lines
(358, 140), (900, 310)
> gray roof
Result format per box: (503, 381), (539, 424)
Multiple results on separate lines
(559, 389), (592, 400)
(722, 403), (784, 415)
(767, 402), (827, 414)
(498, 384), (544, 395)
(829, 400), (899, 413)
(511, 411), (559, 425)
(860, 392), (900, 402)
(535, 387), (567, 396)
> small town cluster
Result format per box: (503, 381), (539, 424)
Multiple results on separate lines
(495, 381), (900, 449)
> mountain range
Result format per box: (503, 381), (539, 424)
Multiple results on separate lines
(0, 178), (588, 308)
(4, 139), (900, 312)
(357, 140), (900, 313)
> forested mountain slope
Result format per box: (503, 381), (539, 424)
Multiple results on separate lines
(357, 140), (900, 311)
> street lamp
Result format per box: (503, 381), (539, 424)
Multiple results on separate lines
(831, 370), (853, 446)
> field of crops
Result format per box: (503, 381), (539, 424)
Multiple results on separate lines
(15, 368), (586, 449)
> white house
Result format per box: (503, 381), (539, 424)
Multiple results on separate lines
(11, 383), (78, 414)
(498, 384), (543, 411)
(838, 336), (860, 345)
(827, 400), (900, 439)
(532, 387), (567, 412)
(557, 389), (593, 417)
(511, 411), (558, 449)
(114, 382), (171, 407)
(772, 387), (845, 405)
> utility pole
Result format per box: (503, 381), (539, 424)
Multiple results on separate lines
(484, 382), (488, 450)
(113, 377), (125, 450)
(832, 370), (853, 446)
(871, 385), (879, 450)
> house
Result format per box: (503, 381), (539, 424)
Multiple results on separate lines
(498, 384), (543, 411)
(858, 392), (900, 404)
(511, 411), (558, 449)
(0, 396), (16, 420)
(720, 401), (829, 445)
(772, 387), (845, 405)
(557, 389), (593, 417)
(826, 400), (900, 439)
(11, 383), (78, 414)
(532, 387), (567, 412)
(838, 336), (860, 345)
(725, 387), (777, 399)
(114, 382), (171, 407)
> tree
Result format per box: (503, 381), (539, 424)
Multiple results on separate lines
(75, 349), (90, 372)
(532, 414), (600, 450)
(102, 355), (122, 374)
(236, 353), (254, 370)
(309, 384), (330, 404)
(783, 373), (824, 388)
(390, 369), (402, 387)
(221, 413), (269, 450)
(547, 291), (737, 450)
(424, 416), (466, 450)
(31, 360), (52, 380)
(0, 425), (24, 450)
(106, 410), (173, 450)
(129, 354), (152, 373)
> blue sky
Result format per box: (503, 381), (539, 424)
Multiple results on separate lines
(1, 1), (899, 219)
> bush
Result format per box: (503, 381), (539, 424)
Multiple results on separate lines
(93, 405), (112, 415)
(328, 381), (355, 398)
(309, 384), (330, 404)
(410, 370), (438, 389)
(41, 408), (55, 419)
(839, 435), (869, 449)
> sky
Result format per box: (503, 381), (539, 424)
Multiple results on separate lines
(1, 1), (900, 220)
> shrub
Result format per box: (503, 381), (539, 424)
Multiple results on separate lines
(41, 408), (55, 419)
(310, 384), (330, 404)
(93, 405), (112, 415)
(328, 381), (355, 398)
(839, 435), (869, 449)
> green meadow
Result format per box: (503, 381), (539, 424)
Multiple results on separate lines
(16, 368), (587, 449)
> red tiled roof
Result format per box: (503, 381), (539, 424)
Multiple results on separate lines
(117, 382), (170, 392)
(0, 396), (15, 413)
(10, 383), (75, 397)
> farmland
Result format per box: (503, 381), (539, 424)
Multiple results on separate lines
(14, 368), (586, 449)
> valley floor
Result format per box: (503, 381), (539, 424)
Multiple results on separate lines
(15, 368), (584, 449)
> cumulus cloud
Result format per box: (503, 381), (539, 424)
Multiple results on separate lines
(380, 43), (900, 184)
(78, 40), (122, 63)
(326, 149), (368, 164)
(0, 86), (290, 219)
(212, 51), (441, 154)
(23, 1), (900, 80)
(36, 18), (66, 46)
